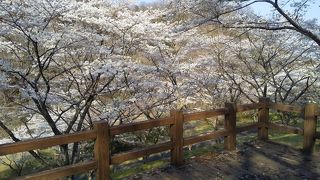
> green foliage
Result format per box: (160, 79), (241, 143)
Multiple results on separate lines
(111, 139), (137, 155)
(0, 149), (57, 179)
(269, 111), (303, 125)
(184, 118), (222, 137)
(236, 111), (258, 126)
(184, 143), (224, 159)
(0, 164), (13, 179)
(269, 130), (303, 149)
(111, 160), (169, 180)
(134, 127), (170, 146)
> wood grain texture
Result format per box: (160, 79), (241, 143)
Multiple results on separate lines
(303, 104), (317, 154)
(110, 117), (174, 135)
(0, 130), (96, 156)
(236, 123), (259, 133)
(269, 103), (303, 113)
(258, 98), (270, 140)
(224, 103), (236, 151)
(183, 108), (228, 122)
(18, 160), (97, 180)
(236, 103), (262, 112)
(94, 121), (110, 180)
(169, 110), (184, 166)
(183, 130), (228, 146)
(111, 141), (173, 164)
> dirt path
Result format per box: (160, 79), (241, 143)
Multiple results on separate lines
(124, 140), (320, 180)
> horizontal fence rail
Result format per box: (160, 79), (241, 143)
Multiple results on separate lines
(110, 117), (174, 135)
(111, 141), (173, 164)
(183, 130), (228, 146)
(19, 160), (97, 180)
(236, 103), (262, 112)
(269, 103), (304, 113)
(183, 108), (228, 122)
(267, 123), (304, 135)
(0, 130), (97, 156)
(1, 98), (319, 180)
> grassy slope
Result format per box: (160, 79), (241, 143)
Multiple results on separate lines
(0, 149), (58, 179)
(0, 164), (11, 179)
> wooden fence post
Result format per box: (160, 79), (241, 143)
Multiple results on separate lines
(94, 121), (110, 180)
(224, 103), (236, 150)
(258, 98), (270, 140)
(170, 110), (184, 166)
(303, 103), (317, 154)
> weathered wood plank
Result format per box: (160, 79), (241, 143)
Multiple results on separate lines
(257, 122), (267, 128)
(170, 110), (184, 166)
(183, 108), (228, 122)
(303, 104), (317, 154)
(224, 103), (236, 150)
(111, 141), (173, 165)
(110, 117), (174, 135)
(236, 103), (262, 112)
(236, 123), (259, 133)
(183, 130), (228, 146)
(94, 121), (110, 180)
(258, 98), (270, 140)
(267, 123), (303, 135)
(269, 103), (303, 113)
(0, 130), (96, 156)
(18, 160), (97, 180)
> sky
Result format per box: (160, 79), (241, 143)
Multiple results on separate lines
(137, 0), (158, 4)
(136, 0), (320, 21)
(251, 1), (320, 21)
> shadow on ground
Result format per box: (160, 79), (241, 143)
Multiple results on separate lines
(124, 140), (320, 180)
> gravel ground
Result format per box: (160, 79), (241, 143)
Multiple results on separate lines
(124, 140), (320, 180)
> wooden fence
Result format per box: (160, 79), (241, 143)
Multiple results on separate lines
(0, 98), (319, 180)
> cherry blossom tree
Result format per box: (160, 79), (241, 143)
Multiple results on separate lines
(215, 30), (317, 103)
(0, 0), (181, 167)
(170, 0), (319, 103)
(171, 0), (320, 47)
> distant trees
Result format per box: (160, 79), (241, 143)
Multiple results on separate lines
(173, 0), (320, 47)
(0, 0), (120, 165)
(170, 0), (319, 103)
(0, 0), (177, 167)
(231, 0), (320, 47)
(215, 30), (317, 103)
